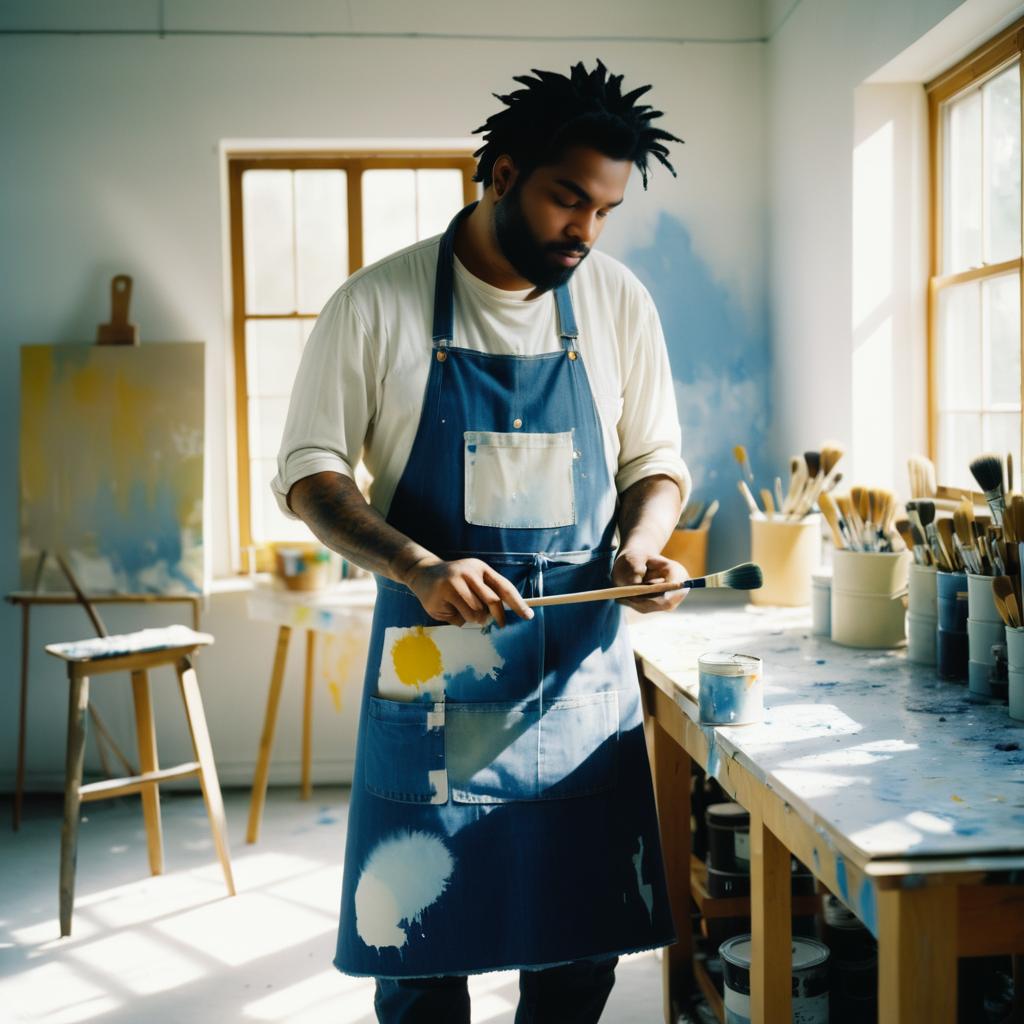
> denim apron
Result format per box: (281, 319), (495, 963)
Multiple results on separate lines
(334, 204), (675, 979)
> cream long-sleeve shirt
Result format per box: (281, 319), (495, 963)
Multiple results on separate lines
(272, 234), (690, 520)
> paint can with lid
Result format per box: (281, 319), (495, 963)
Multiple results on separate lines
(720, 934), (830, 1024)
(821, 895), (877, 1023)
(698, 654), (763, 726)
(707, 802), (750, 873)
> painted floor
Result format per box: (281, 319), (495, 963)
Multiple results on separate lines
(0, 788), (664, 1023)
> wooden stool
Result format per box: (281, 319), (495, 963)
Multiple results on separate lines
(46, 625), (236, 936)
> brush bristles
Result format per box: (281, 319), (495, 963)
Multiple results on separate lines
(710, 562), (764, 590)
(915, 499), (936, 526)
(970, 453), (1005, 493)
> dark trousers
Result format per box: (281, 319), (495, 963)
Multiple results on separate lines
(373, 956), (618, 1024)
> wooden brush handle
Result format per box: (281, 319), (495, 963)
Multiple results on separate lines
(524, 579), (685, 608)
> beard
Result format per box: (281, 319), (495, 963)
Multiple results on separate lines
(493, 184), (589, 293)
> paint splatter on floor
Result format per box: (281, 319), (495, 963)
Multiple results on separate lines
(354, 831), (455, 951)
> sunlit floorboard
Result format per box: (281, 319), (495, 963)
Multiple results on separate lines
(0, 789), (662, 1023)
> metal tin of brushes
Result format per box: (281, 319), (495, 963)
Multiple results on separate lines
(698, 653), (763, 726)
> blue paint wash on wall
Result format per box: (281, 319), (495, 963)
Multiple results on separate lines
(626, 215), (776, 570)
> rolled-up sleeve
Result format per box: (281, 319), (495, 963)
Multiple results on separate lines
(614, 293), (691, 504)
(270, 288), (377, 518)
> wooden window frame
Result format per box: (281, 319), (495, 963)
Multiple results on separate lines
(227, 151), (479, 572)
(926, 19), (1024, 468)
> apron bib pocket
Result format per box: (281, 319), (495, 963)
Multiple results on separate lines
(464, 430), (576, 529)
(365, 696), (447, 804)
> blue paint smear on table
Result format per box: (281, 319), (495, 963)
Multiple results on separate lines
(858, 878), (878, 937)
(627, 215), (775, 568)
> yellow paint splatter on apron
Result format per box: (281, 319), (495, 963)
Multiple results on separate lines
(391, 627), (444, 687)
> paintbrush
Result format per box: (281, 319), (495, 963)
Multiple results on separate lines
(937, 517), (960, 571)
(993, 576), (1021, 628)
(698, 499), (720, 530)
(909, 523), (932, 565)
(913, 500), (948, 569)
(738, 480), (765, 519)
(817, 491), (846, 548)
(782, 456), (806, 514)
(760, 488), (776, 516)
(733, 445), (755, 486)
(523, 562), (765, 607)
(970, 453), (1006, 527)
(774, 476), (785, 513)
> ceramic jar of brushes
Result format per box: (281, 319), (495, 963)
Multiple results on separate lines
(830, 549), (910, 648)
(906, 563), (937, 665)
(936, 571), (969, 682)
(966, 574), (1008, 699)
(749, 514), (821, 606)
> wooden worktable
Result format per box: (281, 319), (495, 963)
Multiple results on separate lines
(632, 591), (1024, 1024)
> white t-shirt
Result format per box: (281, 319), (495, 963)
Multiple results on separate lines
(272, 235), (690, 519)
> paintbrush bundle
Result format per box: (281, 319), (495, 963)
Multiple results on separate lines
(989, 492), (1024, 627)
(675, 497), (719, 531)
(735, 440), (844, 521)
(825, 486), (902, 552)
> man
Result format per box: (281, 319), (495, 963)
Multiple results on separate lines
(273, 59), (690, 1024)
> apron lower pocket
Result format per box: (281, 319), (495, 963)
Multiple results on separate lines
(364, 696), (447, 804)
(446, 690), (618, 804)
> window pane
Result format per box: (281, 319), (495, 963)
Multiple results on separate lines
(938, 412), (982, 490)
(983, 272), (1021, 407)
(362, 169), (417, 266)
(295, 170), (348, 313)
(944, 89), (982, 273)
(248, 396), (289, 461)
(983, 62), (1021, 264)
(245, 319), (304, 398)
(983, 413), (1022, 478)
(250, 458), (311, 543)
(937, 281), (981, 411)
(243, 170), (296, 314)
(416, 169), (465, 238)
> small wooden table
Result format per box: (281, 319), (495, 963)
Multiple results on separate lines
(244, 579), (375, 843)
(633, 592), (1024, 1024)
(7, 590), (201, 830)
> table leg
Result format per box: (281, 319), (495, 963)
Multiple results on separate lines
(750, 812), (792, 1023)
(878, 885), (957, 1023)
(246, 624), (292, 843)
(301, 630), (315, 801)
(652, 716), (693, 1024)
(13, 603), (29, 830)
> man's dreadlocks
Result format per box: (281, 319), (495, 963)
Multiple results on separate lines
(472, 59), (683, 191)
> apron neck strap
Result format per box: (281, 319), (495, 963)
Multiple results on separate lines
(432, 201), (579, 350)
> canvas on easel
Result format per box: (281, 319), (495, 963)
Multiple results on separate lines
(19, 341), (205, 593)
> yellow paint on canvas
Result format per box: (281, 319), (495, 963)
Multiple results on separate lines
(391, 628), (443, 687)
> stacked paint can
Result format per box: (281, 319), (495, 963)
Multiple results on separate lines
(936, 570), (969, 681)
(821, 894), (877, 1023)
(906, 563), (937, 665)
(704, 802), (816, 951)
(720, 935), (830, 1024)
(966, 573), (1008, 699)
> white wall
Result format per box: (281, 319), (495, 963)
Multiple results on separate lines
(767, 0), (1024, 488)
(0, 0), (769, 791)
